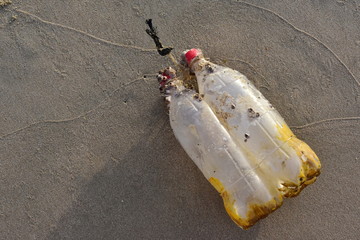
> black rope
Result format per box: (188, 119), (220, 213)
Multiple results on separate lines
(145, 19), (173, 56)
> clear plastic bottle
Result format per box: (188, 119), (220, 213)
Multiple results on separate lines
(167, 49), (321, 229)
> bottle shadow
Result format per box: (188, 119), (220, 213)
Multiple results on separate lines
(47, 104), (261, 239)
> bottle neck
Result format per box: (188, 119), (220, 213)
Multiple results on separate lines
(189, 58), (209, 73)
(189, 58), (213, 94)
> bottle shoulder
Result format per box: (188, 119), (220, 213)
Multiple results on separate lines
(192, 59), (226, 74)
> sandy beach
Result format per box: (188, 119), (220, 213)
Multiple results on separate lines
(1, 1), (359, 239)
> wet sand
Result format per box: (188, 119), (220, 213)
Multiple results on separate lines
(1, 1), (359, 239)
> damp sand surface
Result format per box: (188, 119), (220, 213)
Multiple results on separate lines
(0, 1), (359, 239)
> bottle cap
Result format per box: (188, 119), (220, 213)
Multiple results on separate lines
(184, 48), (202, 64)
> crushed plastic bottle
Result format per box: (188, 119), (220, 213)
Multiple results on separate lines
(157, 48), (321, 229)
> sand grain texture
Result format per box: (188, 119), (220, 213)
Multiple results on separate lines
(0, 0), (11, 7)
(0, 1), (359, 239)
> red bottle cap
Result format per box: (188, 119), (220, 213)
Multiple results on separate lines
(185, 48), (201, 64)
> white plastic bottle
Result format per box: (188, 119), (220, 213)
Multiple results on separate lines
(164, 49), (321, 229)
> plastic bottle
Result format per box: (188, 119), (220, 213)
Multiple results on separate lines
(163, 49), (321, 229)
